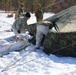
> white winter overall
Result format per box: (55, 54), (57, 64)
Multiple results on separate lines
(36, 25), (49, 48)
(36, 21), (53, 48)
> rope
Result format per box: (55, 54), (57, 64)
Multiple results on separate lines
(1, 49), (34, 72)
(4, 57), (38, 71)
(42, 0), (64, 10)
(50, 43), (76, 54)
(45, 32), (76, 54)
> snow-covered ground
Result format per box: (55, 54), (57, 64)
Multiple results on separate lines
(0, 12), (76, 75)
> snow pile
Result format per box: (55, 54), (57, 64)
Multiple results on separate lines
(0, 40), (10, 47)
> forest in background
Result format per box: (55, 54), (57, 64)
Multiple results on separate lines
(0, 0), (76, 13)
(0, 0), (56, 13)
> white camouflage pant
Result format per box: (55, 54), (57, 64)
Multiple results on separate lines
(36, 25), (49, 48)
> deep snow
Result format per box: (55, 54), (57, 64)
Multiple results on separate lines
(0, 12), (76, 75)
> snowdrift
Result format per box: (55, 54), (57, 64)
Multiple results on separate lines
(0, 34), (30, 56)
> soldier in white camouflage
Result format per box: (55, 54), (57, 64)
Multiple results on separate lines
(12, 12), (31, 36)
(35, 21), (59, 49)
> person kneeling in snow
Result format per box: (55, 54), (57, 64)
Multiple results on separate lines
(12, 12), (31, 36)
(35, 21), (59, 49)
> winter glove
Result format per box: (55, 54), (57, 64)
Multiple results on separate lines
(11, 28), (13, 31)
(17, 30), (20, 33)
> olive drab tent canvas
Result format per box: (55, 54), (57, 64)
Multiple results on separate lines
(44, 5), (76, 32)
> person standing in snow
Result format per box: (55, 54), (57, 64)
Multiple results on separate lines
(15, 2), (25, 20)
(35, 4), (43, 22)
(35, 21), (59, 49)
(12, 12), (31, 36)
